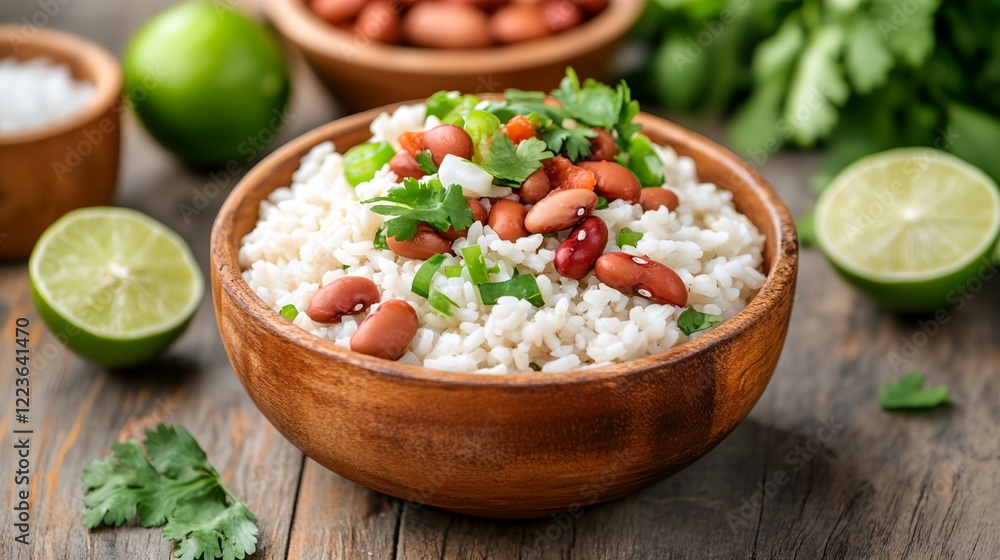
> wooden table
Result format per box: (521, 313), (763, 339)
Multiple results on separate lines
(2, 2), (999, 558)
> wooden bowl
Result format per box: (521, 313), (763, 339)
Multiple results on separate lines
(265, 0), (646, 111)
(0, 26), (122, 260)
(211, 104), (798, 519)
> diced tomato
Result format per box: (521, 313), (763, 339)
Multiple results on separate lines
(397, 131), (425, 157)
(543, 156), (596, 191)
(502, 115), (539, 145)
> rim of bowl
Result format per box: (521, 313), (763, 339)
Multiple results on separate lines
(265, 0), (646, 74)
(0, 25), (122, 145)
(212, 104), (798, 388)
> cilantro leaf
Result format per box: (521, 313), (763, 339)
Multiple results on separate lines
(879, 372), (950, 411)
(363, 178), (474, 241)
(542, 126), (597, 161)
(164, 500), (258, 560)
(677, 308), (722, 336)
(415, 151), (438, 174)
(785, 25), (850, 146)
(844, 17), (894, 93)
(480, 134), (552, 185)
(82, 425), (259, 560)
(553, 67), (621, 129)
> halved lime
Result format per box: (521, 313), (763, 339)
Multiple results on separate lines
(815, 148), (1000, 312)
(29, 207), (204, 367)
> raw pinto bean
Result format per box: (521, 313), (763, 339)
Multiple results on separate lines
(578, 161), (641, 203)
(518, 168), (551, 204)
(421, 124), (475, 166)
(387, 224), (454, 259)
(639, 187), (679, 213)
(404, 3), (493, 49)
(489, 5), (552, 44)
(523, 188), (598, 233)
(541, 0), (583, 32)
(442, 197), (488, 241)
(487, 199), (530, 241)
(594, 252), (688, 307)
(354, 0), (403, 44)
(554, 216), (608, 279)
(587, 128), (617, 161)
(389, 151), (426, 180)
(310, 0), (367, 23)
(306, 276), (380, 324)
(350, 299), (419, 360)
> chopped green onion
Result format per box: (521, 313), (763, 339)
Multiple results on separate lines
(343, 141), (396, 186)
(461, 244), (490, 285)
(428, 289), (457, 316)
(373, 224), (389, 250)
(478, 274), (544, 307)
(596, 196), (609, 210)
(444, 265), (464, 278)
(528, 362), (541, 372)
(415, 151), (438, 174)
(411, 253), (447, 298)
(617, 227), (644, 248)
(487, 264), (501, 274)
(279, 304), (298, 322)
(425, 90), (463, 120)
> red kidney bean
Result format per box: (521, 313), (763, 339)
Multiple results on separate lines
(639, 188), (679, 213)
(554, 216), (608, 279)
(387, 223), (454, 259)
(350, 300), (419, 360)
(524, 188), (598, 233)
(442, 197), (488, 241)
(587, 128), (616, 161)
(541, 0), (583, 31)
(421, 124), (475, 166)
(577, 161), (641, 203)
(489, 5), (552, 44)
(354, 0), (403, 44)
(306, 276), (380, 324)
(487, 199), (530, 241)
(310, 0), (367, 23)
(519, 168), (551, 204)
(388, 151), (426, 180)
(403, 2), (493, 49)
(594, 252), (688, 306)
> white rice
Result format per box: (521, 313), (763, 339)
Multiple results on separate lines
(239, 103), (767, 373)
(0, 57), (96, 133)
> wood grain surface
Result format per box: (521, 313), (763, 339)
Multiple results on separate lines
(2, 0), (999, 558)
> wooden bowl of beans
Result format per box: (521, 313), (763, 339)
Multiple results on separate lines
(264, 0), (645, 111)
(210, 98), (798, 518)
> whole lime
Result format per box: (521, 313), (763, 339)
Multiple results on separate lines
(124, 1), (290, 168)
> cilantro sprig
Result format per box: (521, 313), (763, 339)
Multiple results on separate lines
(479, 133), (552, 185)
(363, 178), (474, 242)
(677, 308), (722, 336)
(879, 372), (950, 411)
(83, 425), (258, 560)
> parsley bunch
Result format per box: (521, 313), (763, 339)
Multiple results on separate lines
(363, 178), (475, 243)
(83, 425), (258, 560)
(638, 0), (1000, 186)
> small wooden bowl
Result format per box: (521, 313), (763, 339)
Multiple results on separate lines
(265, 0), (646, 111)
(211, 104), (798, 518)
(0, 26), (121, 260)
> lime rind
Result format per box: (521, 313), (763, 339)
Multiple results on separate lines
(816, 148), (1000, 283)
(29, 207), (204, 341)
